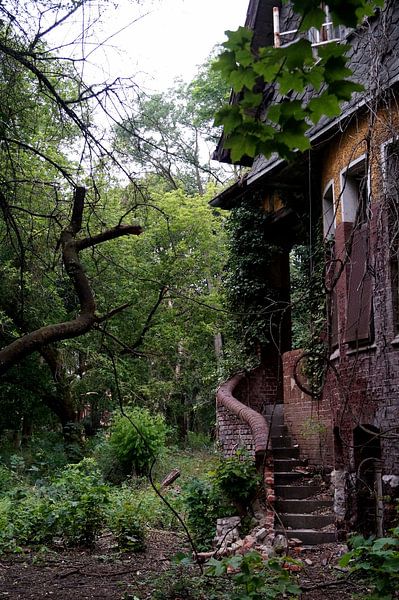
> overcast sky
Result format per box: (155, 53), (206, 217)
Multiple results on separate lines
(83, 0), (249, 91)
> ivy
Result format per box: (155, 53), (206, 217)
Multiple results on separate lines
(213, 0), (383, 162)
(223, 197), (284, 356)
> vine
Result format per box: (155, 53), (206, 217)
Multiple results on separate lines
(223, 194), (285, 358)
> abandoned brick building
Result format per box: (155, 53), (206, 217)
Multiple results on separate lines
(212, 0), (399, 542)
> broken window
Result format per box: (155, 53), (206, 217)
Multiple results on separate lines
(341, 156), (374, 344)
(354, 424), (382, 536)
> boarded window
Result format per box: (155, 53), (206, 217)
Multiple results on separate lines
(385, 142), (399, 333)
(323, 182), (338, 347)
(345, 226), (373, 343)
(341, 157), (373, 344)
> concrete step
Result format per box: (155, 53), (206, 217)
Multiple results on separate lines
(272, 447), (300, 459)
(275, 528), (337, 545)
(275, 485), (321, 499)
(264, 404), (284, 417)
(275, 499), (333, 514)
(279, 513), (335, 529)
(273, 458), (301, 472)
(264, 405), (284, 426)
(270, 425), (289, 436)
(274, 471), (312, 485)
(272, 436), (293, 448)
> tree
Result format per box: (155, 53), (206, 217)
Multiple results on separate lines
(114, 54), (234, 195)
(0, 0), (154, 440)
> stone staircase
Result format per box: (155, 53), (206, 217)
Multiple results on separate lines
(265, 404), (337, 545)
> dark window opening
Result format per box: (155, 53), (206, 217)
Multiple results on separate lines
(353, 424), (381, 536)
(385, 141), (399, 333)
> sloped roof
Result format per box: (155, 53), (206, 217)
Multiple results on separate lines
(211, 1), (399, 207)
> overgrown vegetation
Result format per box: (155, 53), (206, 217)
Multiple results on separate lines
(183, 450), (260, 549)
(340, 520), (399, 600)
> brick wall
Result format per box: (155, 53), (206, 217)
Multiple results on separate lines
(216, 403), (255, 457)
(319, 107), (399, 527)
(282, 349), (334, 467)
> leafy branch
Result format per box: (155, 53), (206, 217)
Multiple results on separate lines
(213, 0), (383, 162)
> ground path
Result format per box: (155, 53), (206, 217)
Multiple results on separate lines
(0, 533), (364, 599)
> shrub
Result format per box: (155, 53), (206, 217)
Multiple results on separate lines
(183, 477), (229, 550)
(49, 458), (109, 547)
(0, 465), (14, 492)
(107, 492), (146, 552)
(206, 551), (301, 599)
(210, 450), (260, 515)
(339, 526), (399, 599)
(108, 407), (168, 477)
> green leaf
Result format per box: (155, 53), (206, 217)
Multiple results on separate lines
(299, 7), (325, 31)
(329, 80), (364, 101)
(277, 120), (311, 152)
(223, 27), (253, 51)
(279, 39), (313, 69)
(212, 51), (237, 77)
(307, 93), (341, 122)
(229, 67), (257, 93)
(236, 46), (255, 68)
(253, 58), (282, 81)
(305, 66), (325, 91)
(214, 105), (243, 134)
(324, 56), (353, 84)
(278, 70), (306, 95)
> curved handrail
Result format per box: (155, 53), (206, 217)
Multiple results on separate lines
(216, 372), (270, 456)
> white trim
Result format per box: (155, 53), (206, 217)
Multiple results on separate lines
(322, 179), (336, 239)
(340, 154), (368, 223)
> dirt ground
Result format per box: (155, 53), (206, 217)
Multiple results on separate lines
(0, 533), (364, 600)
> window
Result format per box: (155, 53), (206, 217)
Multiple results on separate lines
(341, 156), (373, 345)
(341, 155), (369, 225)
(274, 4), (350, 48)
(383, 140), (399, 333)
(322, 181), (336, 240)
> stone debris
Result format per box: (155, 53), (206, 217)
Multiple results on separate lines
(212, 513), (275, 559)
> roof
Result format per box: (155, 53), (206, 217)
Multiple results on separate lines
(211, 1), (399, 208)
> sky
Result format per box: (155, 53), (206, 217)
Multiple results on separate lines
(82, 0), (249, 92)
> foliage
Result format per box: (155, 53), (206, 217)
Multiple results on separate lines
(223, 197), (284, 355)
(290, 240), (328, 396)
(151, 563), (234, 599)
(0, 458), (109, 552)
(114, 53), (232, 194)
(182, 477), (229, 550)
(48, 458), (109, 547)
(182, 451), (259, 549)
(339, 526), (399, 599)
(206, 551), (301, 599)
(210, 450), (260, 513)
(213, 1), (383, 162)
(107, 493), (146, 552)
(108, 407), (168, 478)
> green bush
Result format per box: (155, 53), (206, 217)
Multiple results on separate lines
(206, 551), (301, 599)
(0, 465), (14, 492)
(339, 526), (399, 599)
(183, 477), (229, 550)
(210, 450), (260, 515)
(107, 491), (146, 552)
(49, 458), (109, 547)
(0, 458), (110, 552)
(108, 407), (168, 477)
